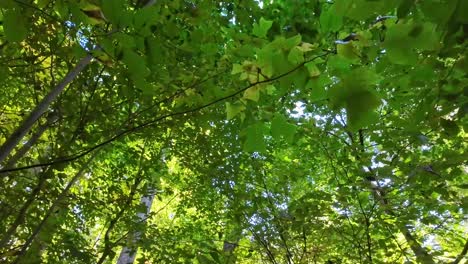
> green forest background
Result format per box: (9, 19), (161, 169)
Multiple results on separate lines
(0, 0), (467, 263)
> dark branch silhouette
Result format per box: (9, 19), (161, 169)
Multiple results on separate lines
(0, 52), (330, 175)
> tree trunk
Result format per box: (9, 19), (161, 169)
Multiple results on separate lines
(0, 55), (93, 165)
(12, 153), (96, 263)
(2, 113), (57, 175)
(399, 226), (436, 264)
(353, 131), (436, 264)
(0, 0), (161, 166)
(116, 188), (155, 264)
(0, 174), (47, 249)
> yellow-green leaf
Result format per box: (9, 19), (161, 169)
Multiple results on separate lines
(243, 86), (260, 102)
(226, 102), (245, 120)
(252, 17), (273, 38)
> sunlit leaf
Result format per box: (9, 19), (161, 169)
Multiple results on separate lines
(226, 102), (245, 120)
(252, 17), (273, 38)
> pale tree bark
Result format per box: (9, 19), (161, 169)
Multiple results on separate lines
(0, 0), (160, 166)
(117, 135), (166, 264)
(2, 112), (58, 173)
(116, 188), (156, 264)
(0, 55), (93, 165)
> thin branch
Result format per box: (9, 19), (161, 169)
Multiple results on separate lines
(453, 238), (468, 264)
(0, 54), (93, 165)
(96, 146), (147, 264)
(0, 52), (330, 174)
(11, 152), (98, 263)
(13, 0), (63, 23)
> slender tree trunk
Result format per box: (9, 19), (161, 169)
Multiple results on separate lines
(0, 55), (93, 165)
(0, 0), (160, 166)
(2, 113), (57, 174)
(0, 174), (47, 249)
(453, 239), (468, 264)
(365, 172), (435, 264)
(352, 131), (436, 264)
(12, 153), (96, 263)
(399, 226), (436, 264)
(116, 188), (156, 264)
(97, 176), (143, 264)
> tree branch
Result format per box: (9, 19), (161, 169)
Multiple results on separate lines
(453, 238), (468, 264)
(0, 54), (93, 165)
(0, 52), (330, 174)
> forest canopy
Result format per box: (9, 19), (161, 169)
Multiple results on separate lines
(0, 0), (467, 263)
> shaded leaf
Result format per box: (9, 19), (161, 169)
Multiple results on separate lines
(271, 114), (296, 143)
(252, 17), (273, 38)
(3, 9), (28, 42)
(243, 123), (267, 152)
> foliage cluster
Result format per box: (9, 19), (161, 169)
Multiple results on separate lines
(0, 0), (467, 263)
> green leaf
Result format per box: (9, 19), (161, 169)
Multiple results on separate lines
(327, 55), (351, 75)
(243, 123), (267, 152)
(134, 6), (158, 31)
(335, 0), (377, 20)
(329, 67), (380, 109)
(146, 36), (164, 65)
(305, 62), (320, 77)
(226, 102), (245, 120)
(420, 0), (457, 24)
(287, 47), (304, 64)
(455, 0), (468, 23)
(3, 8), (28, 42)
(271, 114), (296, 143)
(346, 91), (380, 130)
(440, 118), (459, 136)
(337, 42), (360, 62)
(335, 0), (399, 20)
(123, 50), (150, 79)
(307, 78), (327, 102)
(397, 0), (414, 19)
(243, 86), (260, 102)
(320, 5), (343, 32)
(0, 66), (9, 81)
(252, 17), (273, 38)
(102, 0), (125, 25)
(72, 44), (87, 59)
(0, 0), (15, 9)
(197, 254), (216, 264)
(328, 84), (347, 110)
(328, 68), (381, 130)
(283, 35), (302, 50)
(134, 78), (152, 95)
(256, 47), (274, 77)
(231, 64), (243, 75)
(37, 0), (50, 8)
(385, 47), (418, 65)
(115, 33), (136, 49)
(383, 22), (440, 64)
